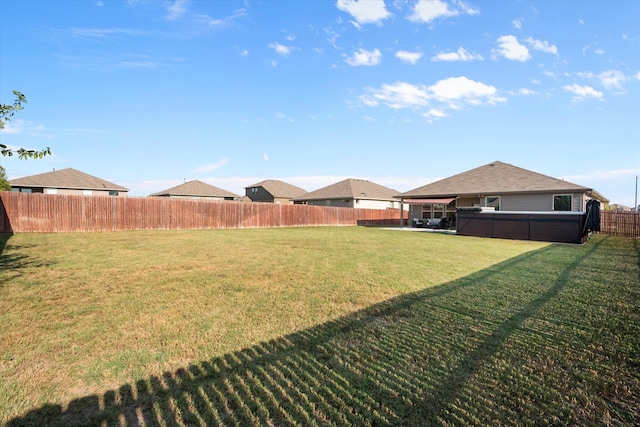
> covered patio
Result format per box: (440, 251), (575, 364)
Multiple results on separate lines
(400, 197), (457, 229)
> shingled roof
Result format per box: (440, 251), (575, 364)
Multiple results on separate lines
(400, 161), (600, 198)
(246, 180), (307, 198)
(9, 168), (128, 192)
(294, 178), (398, 201)
(150, 180), (239, 198)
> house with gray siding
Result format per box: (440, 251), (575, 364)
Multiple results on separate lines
(293, 178), (403, 210)
(399, 161), (608, 223)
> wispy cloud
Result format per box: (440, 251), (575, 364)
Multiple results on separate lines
(166, 0), (189, 21)
(509, 88), (539, 96)
(193, 158), (230, 173)
(269, 42), (294, 57)
(562, 84), (603, 102)
(431, 47), (483, 62)
(563, 168), (640, 183)
(275, 112), (295, 122)
(69, 27), (149, 39)
(345, 48), (381, 66)
(525, 37), (558, 55)
(593, 70), (627, 90)
(0, 120), (52, 138)
(192, 8), (248, 27)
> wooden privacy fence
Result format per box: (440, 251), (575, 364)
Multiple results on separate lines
(600, 210), (640, 238)
(0, 191), (407, 233)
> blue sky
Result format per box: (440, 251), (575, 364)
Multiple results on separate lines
(1, 0), (639, 206)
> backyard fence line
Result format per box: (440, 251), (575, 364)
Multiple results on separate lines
(0, 191), (407, 233)
(600, 210), (640, 238)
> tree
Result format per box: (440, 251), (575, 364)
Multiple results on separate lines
(0, 90), (51, 159)
(0, 165), (10, 190)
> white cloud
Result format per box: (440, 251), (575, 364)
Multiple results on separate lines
(409, 0), (479, 24)
(431, 47), (483, 62)
(239, 49), (249, 56)
(492, 35), (531, 61)
(578, 70), (629, 91)
(269, 42), (293, 56)
(361, 82), (430, 109)
(360, 76), (505, 121)
(336, 0), (391, 25)
(345, 48), (381, 66)
(512, 18), (523, 29)
(422, 108), (448, 122)
(395, 50), (423, 64)
(263, 153), (269, 161)
(598, 70), (627, 90)
(525, 37), (558, 55)
(429, 76), (503, 105)
(562, 84), (603, 102)
(193, 158), (230, 173)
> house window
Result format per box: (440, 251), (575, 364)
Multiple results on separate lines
(251, 187), (258, 194)
(553, 194), (572, 211)
(109, 191), (119, 196)
(485, 196), (500, 211)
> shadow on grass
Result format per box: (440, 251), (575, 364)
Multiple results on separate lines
(0, 234), (55, 288)
(7, 236), (638, 426)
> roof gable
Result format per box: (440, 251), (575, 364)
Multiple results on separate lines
(294, 178), (399, 201)
(246, 180), (307, 198)
(401, 161), (591, 198)
(150, 180), (238, 198)
(9, 168), (128, 192)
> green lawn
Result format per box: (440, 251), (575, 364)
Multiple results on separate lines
(1, 227), (638, 426)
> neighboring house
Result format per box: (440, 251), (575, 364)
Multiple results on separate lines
(399, 161), (608, 221)
(609, 204), (632, 211)
(9, 168), (128, 196)
(293, 178), (403, 210)
(150, 180), (239, 201)
(245, 179), (307, 204)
